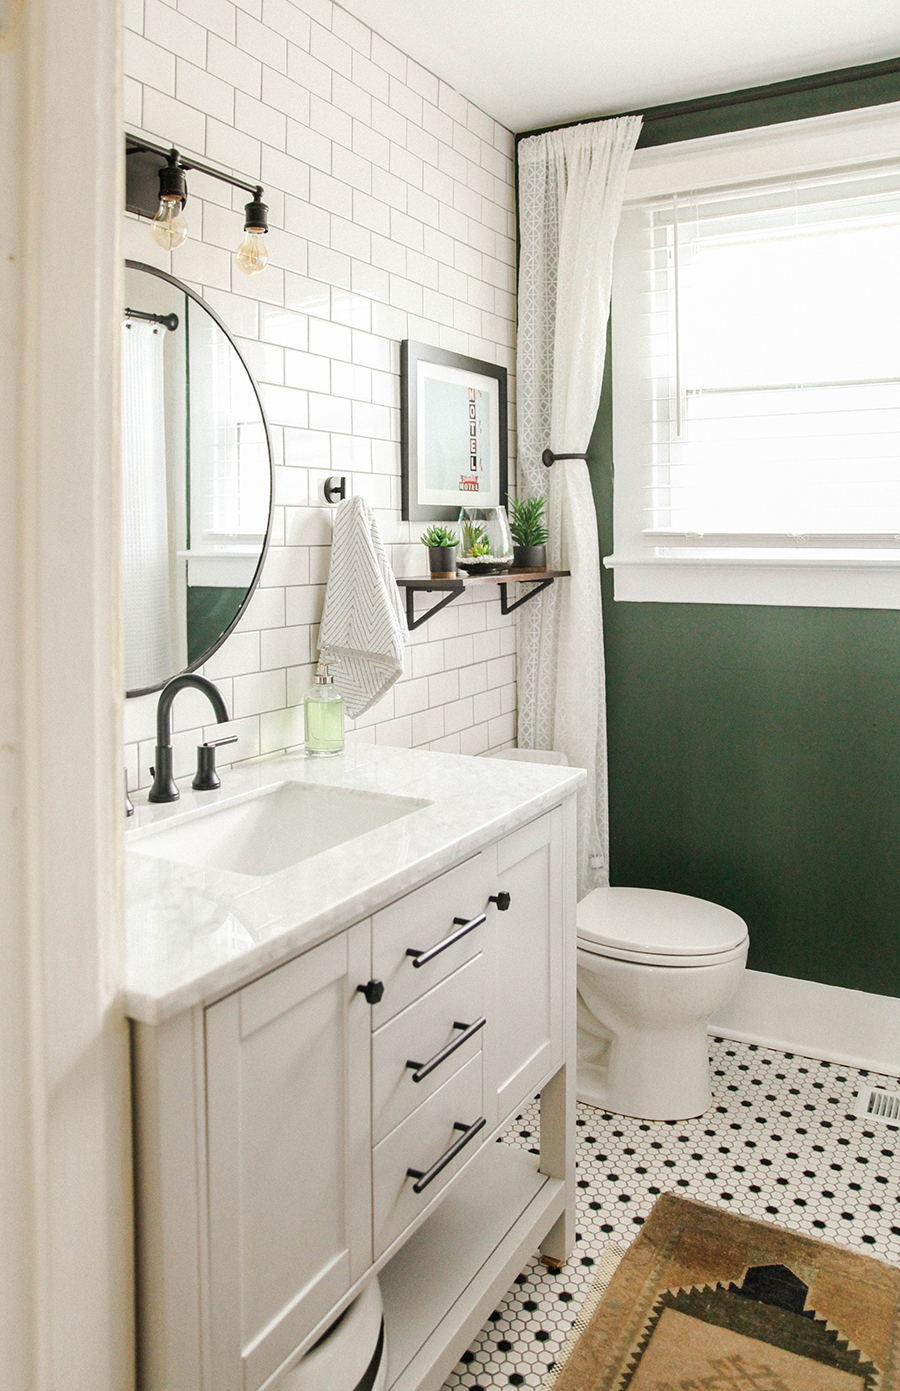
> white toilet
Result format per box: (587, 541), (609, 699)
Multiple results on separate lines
(577, 887), (748, 1121)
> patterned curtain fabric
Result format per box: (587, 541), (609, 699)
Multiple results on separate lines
(516, 117), (642, 897)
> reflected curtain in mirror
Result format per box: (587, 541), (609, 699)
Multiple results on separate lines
(121, 318), (175, 691)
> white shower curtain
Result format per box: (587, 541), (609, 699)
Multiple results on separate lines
(121, 319), (173, 690)
(516, 116), (642, 898)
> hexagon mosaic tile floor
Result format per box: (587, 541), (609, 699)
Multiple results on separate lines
(440, 1036), (900, 1389)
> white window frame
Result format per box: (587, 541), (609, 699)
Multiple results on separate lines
(607, 100), (900, 608)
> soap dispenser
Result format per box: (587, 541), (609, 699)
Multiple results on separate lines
(304, 660), (344, 756)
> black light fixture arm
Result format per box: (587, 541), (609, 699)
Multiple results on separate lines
(542, 448), (589, 468)
(126, 133), (263, 202)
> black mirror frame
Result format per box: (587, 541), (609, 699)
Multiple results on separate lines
(124, 260), (275, 699)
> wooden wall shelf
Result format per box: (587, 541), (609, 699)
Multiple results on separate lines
(396, 569), (570, 630)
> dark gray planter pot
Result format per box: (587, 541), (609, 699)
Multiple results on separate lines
(513, 544), (547, 571)
(428, 545), (458, 577)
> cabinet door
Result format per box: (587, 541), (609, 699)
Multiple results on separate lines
(484, 808), (564, 1127)
(205, 925), (371, 1391)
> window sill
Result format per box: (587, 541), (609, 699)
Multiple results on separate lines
(603, 555), (900, 609)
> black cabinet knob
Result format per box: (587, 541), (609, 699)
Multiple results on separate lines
(357, 979), (384, 1005)
(489, 892), (511, 912)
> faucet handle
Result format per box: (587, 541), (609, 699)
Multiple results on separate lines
(192, 735), (238, 792)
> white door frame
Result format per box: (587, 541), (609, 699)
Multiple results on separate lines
(0, 0), (133, 1387)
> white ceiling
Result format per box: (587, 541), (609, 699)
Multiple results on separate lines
(337, 0), (900, 132)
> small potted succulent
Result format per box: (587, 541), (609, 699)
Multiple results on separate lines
(421, 523), (459, 578)
(509, 495), (549, 571)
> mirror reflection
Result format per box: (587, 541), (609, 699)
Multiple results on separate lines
(122, 261), (272, 696)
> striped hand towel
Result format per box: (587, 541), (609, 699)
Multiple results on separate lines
(318, 496), (408, 719)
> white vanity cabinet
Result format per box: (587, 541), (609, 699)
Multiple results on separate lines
(131, 798), (576, 1391)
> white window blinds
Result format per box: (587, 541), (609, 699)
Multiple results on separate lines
(637, 162), (900, 547)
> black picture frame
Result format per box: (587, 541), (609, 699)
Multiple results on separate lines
(401, 340), (508, 523)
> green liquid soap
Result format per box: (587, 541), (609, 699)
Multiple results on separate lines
(305, 662), (344, 756)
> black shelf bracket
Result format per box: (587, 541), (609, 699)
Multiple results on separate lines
(396, 569), (567, 631)
(499, 576), (555, 615)
(405, 586), (463, 631)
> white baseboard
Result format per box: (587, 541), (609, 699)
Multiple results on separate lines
(709, 969), (900, 1078)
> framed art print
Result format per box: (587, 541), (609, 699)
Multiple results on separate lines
(401, 340), (508, 522)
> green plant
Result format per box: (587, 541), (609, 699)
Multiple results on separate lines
(509, 495), (549, 547)
(461, 521), (491, 557)
(420, 524), (458, 548)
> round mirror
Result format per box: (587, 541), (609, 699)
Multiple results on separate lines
(122, 261), (273, 696)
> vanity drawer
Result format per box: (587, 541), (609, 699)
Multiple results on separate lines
(372, 1050), (485, 1258)
(372, 954), (484, 1143)
(371, 852), (488, 1027)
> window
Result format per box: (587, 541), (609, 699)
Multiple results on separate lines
(608, 104), (900, 607)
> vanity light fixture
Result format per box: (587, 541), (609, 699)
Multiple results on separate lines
(150, 150), (188, 250)
(234, 193), (269, 276)
(126, 134), (268, 275)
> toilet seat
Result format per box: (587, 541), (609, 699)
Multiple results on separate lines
(577, 887), (748, 969)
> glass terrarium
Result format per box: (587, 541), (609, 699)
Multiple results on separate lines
(457, 505), (513, 575)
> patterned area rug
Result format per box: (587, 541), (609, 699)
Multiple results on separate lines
(548, 1193), (900, 1390)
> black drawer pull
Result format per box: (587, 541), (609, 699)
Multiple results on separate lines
(406, 1017), (486, 1083)
(406, 1116), (486, 1193)
(489, 891), (511, 911)
(406, 912), (486, 968)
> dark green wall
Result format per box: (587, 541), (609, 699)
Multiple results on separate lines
(582, 61), (900, 998)
(187, 585), (248, 667)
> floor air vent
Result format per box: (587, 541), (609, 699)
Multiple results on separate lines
(851, 1087), (900, 1126)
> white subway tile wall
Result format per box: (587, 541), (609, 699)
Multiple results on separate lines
(123, 0), (517, 790)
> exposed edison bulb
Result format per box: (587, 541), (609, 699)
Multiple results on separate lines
(151, 197), (188, 250)
(234, 229), (268, 276)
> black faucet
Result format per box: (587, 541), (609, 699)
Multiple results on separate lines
(148, 674), (231, 803)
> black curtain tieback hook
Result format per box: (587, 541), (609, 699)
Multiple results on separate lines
(542, 448), (589, 467)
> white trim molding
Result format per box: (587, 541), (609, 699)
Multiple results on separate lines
(1, 0), (133, 1387)
(624, 100), (900, 201)
(711, 969), (900, 1077)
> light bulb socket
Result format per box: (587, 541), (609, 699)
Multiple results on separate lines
(158, 154), (187, 206)
(244, 194), (268, 234)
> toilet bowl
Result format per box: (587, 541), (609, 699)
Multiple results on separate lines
(576, 887), (748, 1121)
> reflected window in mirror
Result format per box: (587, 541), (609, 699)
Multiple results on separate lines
(122, 262), (273, 696)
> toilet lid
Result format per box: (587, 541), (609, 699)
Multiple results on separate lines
(576, 887), (747, 959)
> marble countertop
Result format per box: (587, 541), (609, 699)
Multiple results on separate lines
(124, 744), (585, 1025)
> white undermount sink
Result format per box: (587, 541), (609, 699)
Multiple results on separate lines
(129, 780), (432, 878)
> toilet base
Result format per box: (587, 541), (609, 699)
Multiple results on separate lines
(576, 1031), (712, 1122)
(576, 950), (746, 1121)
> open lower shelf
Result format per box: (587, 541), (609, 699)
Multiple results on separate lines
(380, 1142), (565, 1391)
(396, 570), (571, 630)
